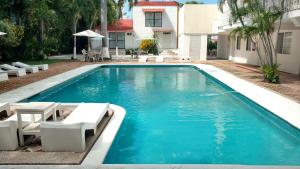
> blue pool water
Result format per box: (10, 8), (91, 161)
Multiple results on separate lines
(27, 66), (300, 165)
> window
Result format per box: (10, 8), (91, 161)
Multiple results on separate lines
(246, 37), (251, 51)
(109, 32), (125, 49)
(236, 36), (241, 50)
(145, 12), (162, 27)
(127, 32), (132, 36)
(277, 32), (292, 54)
(245, 37), (256, 51)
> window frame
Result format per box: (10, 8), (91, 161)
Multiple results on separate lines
(109, 32), (125, 49)
(246, 37), (251, 51)
(236, 36), (241, 50)
(277, 32), (292, 55)
(145, 12), (162, 27)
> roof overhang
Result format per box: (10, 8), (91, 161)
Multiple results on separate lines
(142, 8), (165, 12)
(108, 30), (133, 33)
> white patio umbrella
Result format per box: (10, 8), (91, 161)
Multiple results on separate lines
(73, 30), (104, 59)
(0, 32), (7, 36)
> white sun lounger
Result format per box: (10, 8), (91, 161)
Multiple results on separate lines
(156, 56), (164, 63)
(5, 63), (39, 73)
(0, 72), (8, 81)
(0, 66), (26, 77)
(139, 56), (148, 63)
(0, 102), (59, 150)
(13, 62), (48, 71)
(41, 103), (110, 152)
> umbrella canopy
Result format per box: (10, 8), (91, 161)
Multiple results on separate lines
(0, 32), (6, 36)
(73, 30), (104, 38)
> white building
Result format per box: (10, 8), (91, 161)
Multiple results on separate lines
(178, 4), (221, 61)
(107, 1), (178, 55)
(106, 0), (300, 75)
(217, 0), (300, 75)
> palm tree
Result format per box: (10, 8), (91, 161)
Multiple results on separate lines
(218, 0), (284, 83)
(100, 0), (109, 58)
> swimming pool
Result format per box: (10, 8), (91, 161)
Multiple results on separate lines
(27, 65), (300, 165)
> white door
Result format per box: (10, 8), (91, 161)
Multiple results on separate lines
(189, 36), (201, 60)
(162, 32), (172, 49)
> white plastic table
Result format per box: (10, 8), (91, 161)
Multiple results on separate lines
(16, 102), (57, 146)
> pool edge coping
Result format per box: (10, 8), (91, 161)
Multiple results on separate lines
(0, 63), (300, 168)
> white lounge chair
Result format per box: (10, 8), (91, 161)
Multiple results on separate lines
(156, 56), (164, 63)
(6, 63), (38, 73)
(0, 66), (26, 77)
(0, 102), (59, 150)
(0, 72), (8, 81)
(139, 56), (148, 63)
(41, 103), (110, 152)
(13, 62), (48, 71)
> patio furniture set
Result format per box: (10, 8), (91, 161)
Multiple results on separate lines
(0, 62), (49, 82)
(0, 102), (113, 152)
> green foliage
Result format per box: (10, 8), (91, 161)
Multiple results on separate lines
(208, 39), (217, 51)
(0, 0), (118, 61)
(262, 64), (280, 83)
(140, 39), (158, 55)
(185, 1), (204, 4)
(220, 0), (284, 83)
(0, 20), (24, 47)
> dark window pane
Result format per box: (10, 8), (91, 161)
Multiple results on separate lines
(109, 33), (116, 40)
(146, 19), (154, 27)
(109, 41), (116, 49)
(118, 33), (125, 40)
(277, 33), (284, 54)
(145, 12), (154, 19)
(117, 40), (125, 49)
(154, 19), (162, 27)
(155, 12), (162, 19)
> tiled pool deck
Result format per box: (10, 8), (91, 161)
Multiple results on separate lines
(0, 62), (300, 168)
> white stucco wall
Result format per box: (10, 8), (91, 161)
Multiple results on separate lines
(132, 5), (178, 49)
(179, 4), (220, 35)
(227, 28), (300, 75)
(178, 4), (218, 60)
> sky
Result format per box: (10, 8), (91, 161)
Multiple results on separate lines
(123, 0), (218, 18)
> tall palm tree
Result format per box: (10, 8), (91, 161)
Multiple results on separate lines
(100, 0), (109, 58)
(217, 0), (284, 83)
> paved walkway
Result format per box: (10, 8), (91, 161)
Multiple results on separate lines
(202, 60), (300, 103)
(0, 61), (90, 94)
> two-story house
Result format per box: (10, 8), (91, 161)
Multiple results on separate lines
(107, 1), (178, 55)
(217, 0), (300, 75)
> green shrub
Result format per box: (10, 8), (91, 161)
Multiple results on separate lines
(262, 64), (280, 83)
(139, 39), (158, 55)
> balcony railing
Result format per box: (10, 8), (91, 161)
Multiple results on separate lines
(218, 0), (300, 30)
(264, 0), (300, 11)
(284, 0), (300, 11)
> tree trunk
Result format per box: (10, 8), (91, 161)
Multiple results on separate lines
(40, 20), (45, 59)
(73, 19), (78, 59)
(101, 0), (109, 58)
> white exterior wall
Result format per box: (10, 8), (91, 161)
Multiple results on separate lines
(218, 1), (300, 75)
(226, 25), (300, 75)
(178, 5), (219, 60)
(132, 5), (178, 49)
